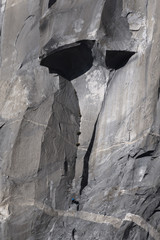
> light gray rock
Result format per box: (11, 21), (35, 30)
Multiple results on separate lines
(0, 0), (160, 239)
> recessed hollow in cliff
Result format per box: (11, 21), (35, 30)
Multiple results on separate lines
(40, 40), (94, 80)
(48, 0), (56, 8)
(105, 50), (135, 70)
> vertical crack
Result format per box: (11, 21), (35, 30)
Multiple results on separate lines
(80, 118), (98, 195)
(72, 228), (76, 240)
(64, 159), (68, 176)
(158, 79), (160, 99)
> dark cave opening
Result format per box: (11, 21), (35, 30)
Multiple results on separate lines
(105, 50), (135, 70)
(48, 0), (56, 8)
(40, 40), (94, 80)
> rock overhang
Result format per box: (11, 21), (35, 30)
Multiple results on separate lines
(40, 0), (105, 57)
(40, 40), (95, 80)
(105, 50), (136, 70)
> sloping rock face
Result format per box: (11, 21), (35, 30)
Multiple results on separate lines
(0, 0), (160, 239)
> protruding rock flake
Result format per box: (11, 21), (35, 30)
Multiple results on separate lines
(0, 0), (160, 239)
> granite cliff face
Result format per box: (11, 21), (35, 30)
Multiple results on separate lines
(0, 0), (160, 239)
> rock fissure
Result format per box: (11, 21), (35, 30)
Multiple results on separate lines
(15, 15), (35, 46)
(71, 228), (76, 240)
(80, 118), (98, 195)
(0, 122), (5, 129)
(136, 150), (154, 159)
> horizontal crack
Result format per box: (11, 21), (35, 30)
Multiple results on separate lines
(24, 119), (48, 128)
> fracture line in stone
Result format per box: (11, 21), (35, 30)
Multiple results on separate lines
(2, 119), (22, 127)
(91, 128), (151, 155)
(23, 119), (78, 148)
(24, 119), (48, 128)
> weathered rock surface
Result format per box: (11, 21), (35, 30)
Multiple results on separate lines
(0, 0), (160, 239)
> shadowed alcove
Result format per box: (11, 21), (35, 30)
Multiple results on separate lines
(105, 50), (135, 70)
(48, 0), (56, 8)
(40, 40), (94, 80)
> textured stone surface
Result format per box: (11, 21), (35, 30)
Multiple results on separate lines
(0, 0), (160, 239)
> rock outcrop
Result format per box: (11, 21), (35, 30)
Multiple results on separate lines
(0, 0), (160, 239)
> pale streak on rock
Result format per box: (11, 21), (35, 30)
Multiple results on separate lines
(124, 213), (160, 240)
(19, 201), (160, 239)
(21, 201), (122, 229)
(13, 117), (77, 148)
(58, 210), (122, 229)
(23, 119), (48, 128)
(0, 204), (9, 221)
(91, 128), (151, 155)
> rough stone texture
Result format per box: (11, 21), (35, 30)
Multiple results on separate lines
(0, 0), (160, 239)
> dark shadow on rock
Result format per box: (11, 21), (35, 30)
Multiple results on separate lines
(64, 159), (68, 176)
(80, 118), (98, 195)
(48, 0), (56, 8)
(105, 50), (135, 70)
(40, 40), (94, 80)
(72, 228), (76, 240)
(136, 150), (154, 159)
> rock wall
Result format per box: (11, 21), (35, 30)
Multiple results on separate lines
(0, 0), (160, 239)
